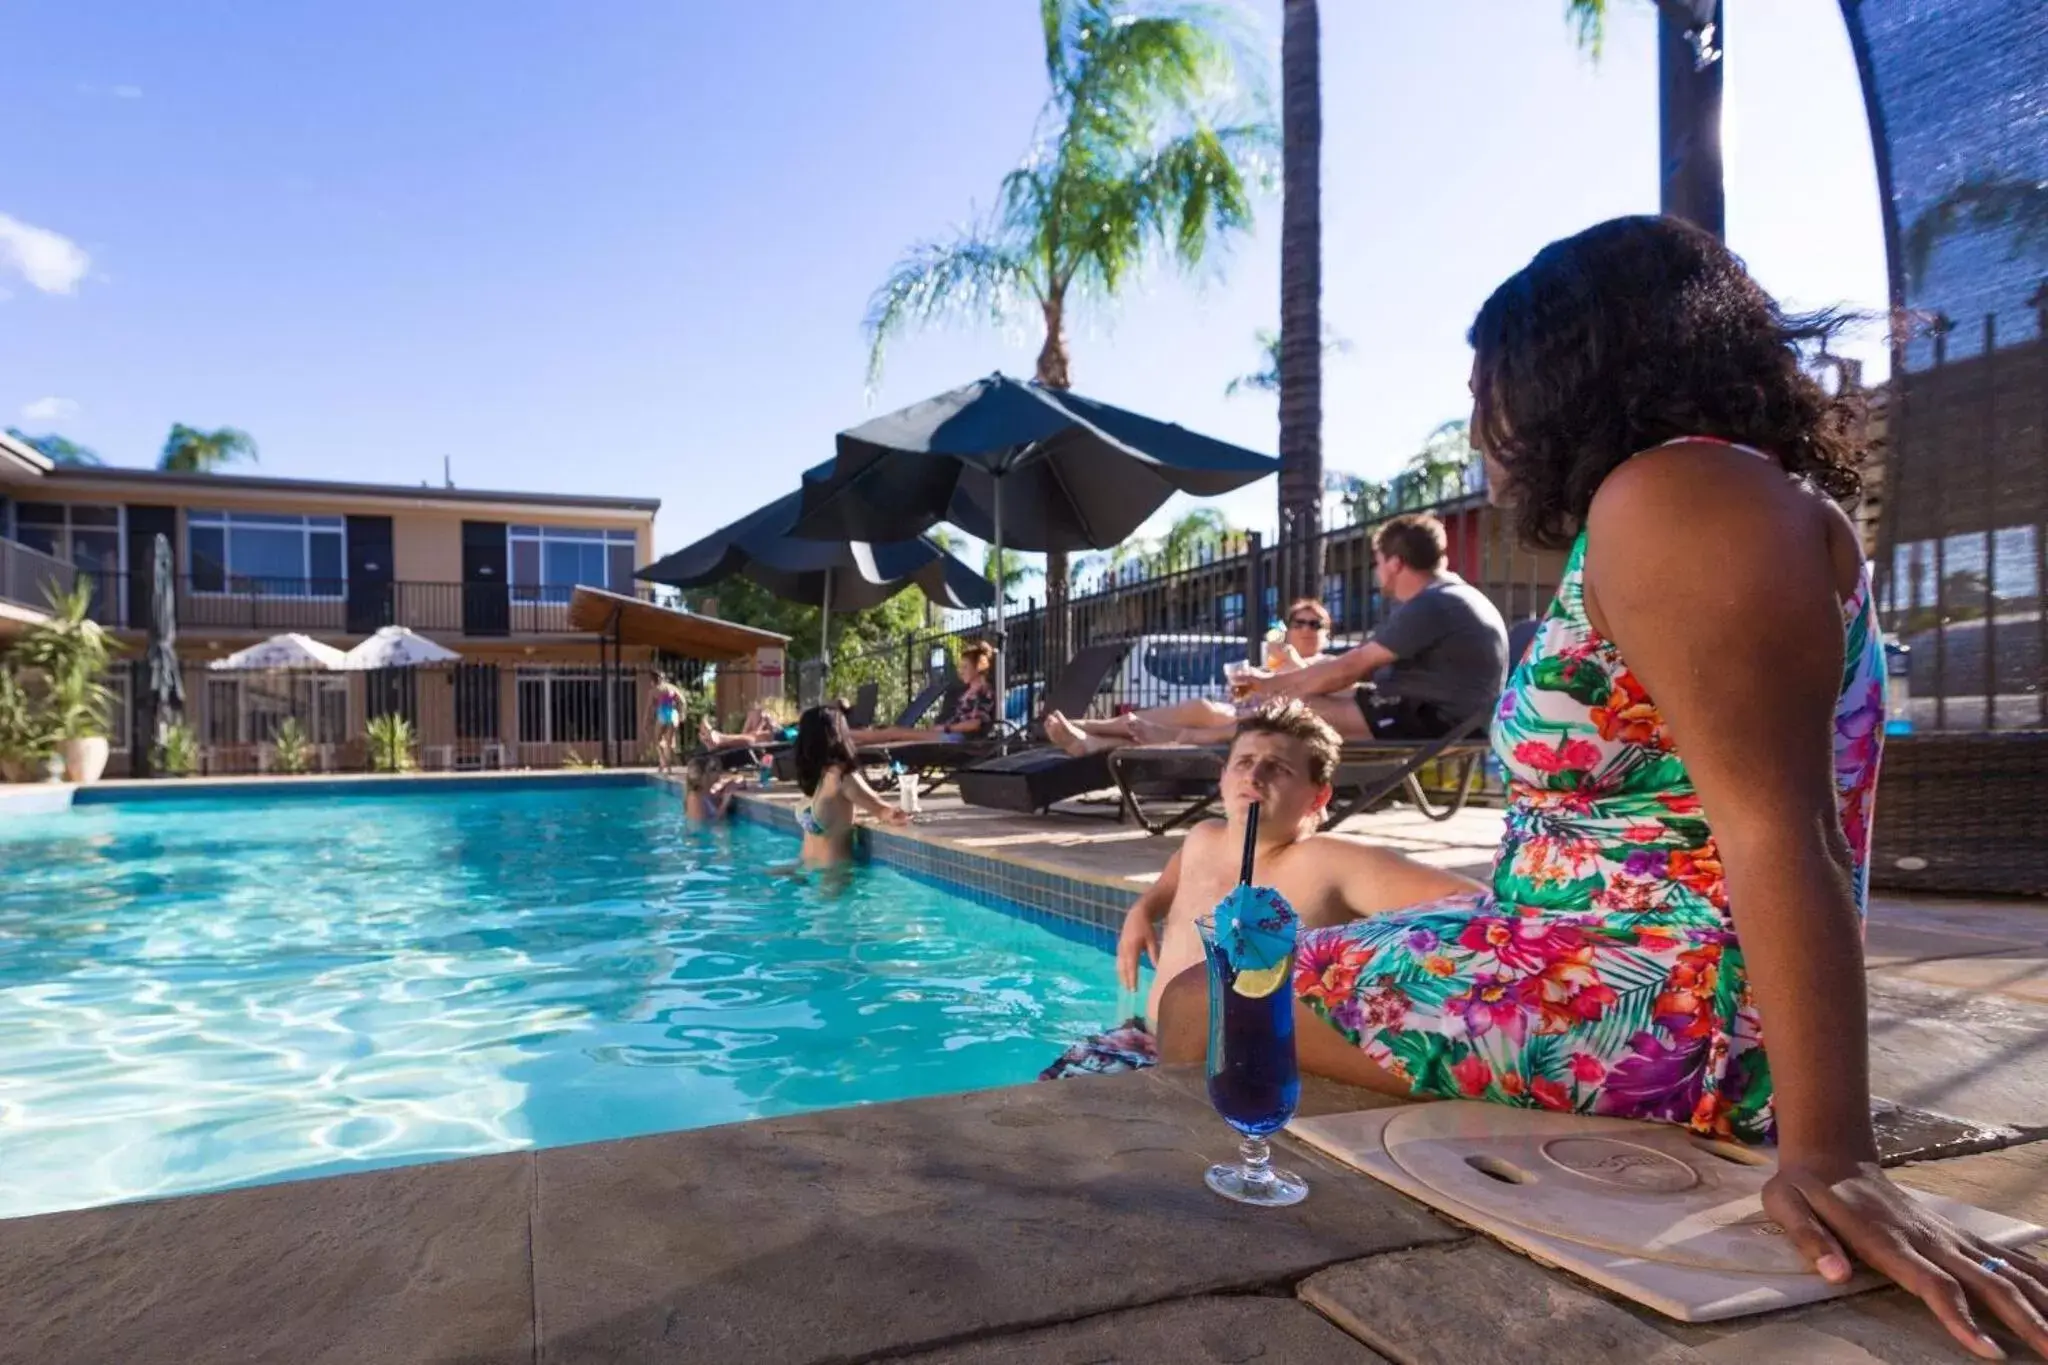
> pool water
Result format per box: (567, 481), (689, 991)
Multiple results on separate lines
(0, 784), (1129, 1219)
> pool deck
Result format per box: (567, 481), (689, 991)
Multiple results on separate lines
(6, 1067), (2046, 1364)
(7, 775), (2048, 1362)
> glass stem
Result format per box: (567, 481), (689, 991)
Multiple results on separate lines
(1239, 1135), (1275, 1187)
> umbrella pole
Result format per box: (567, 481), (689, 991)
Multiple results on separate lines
(820, 567), (832, 667)
(992, 476), (1006, 737)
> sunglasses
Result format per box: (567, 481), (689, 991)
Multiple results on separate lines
(1287, 616), (1328, 630)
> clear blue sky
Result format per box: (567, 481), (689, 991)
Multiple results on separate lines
(1, 0), (1887, 561)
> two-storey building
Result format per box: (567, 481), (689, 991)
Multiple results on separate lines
(0, 433), (785, 774)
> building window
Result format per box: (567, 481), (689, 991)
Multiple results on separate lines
(12, 500), (124, 586)
(187, 510), (345, 597)
(515, 666), (638, 745)
(508, 525), (637, 604)
(365, 669), (417, 727)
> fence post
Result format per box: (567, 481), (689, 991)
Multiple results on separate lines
(1244, 531), (1265, 664)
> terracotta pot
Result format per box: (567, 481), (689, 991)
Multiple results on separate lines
(61, 736), (110, 784)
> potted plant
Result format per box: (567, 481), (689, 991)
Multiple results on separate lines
(271, 717), (312, 775)
(13, 582), (121, 784)
(156, 721), (199, 778)
(0, 665), (62, 783)
(366, 714), (416, 773)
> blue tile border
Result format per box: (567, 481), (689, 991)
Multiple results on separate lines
(732, 794), (1129, 952)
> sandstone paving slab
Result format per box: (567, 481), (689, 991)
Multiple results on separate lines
(1651, 1289), (2004, 1363)
(1892, 1137), (2048, 1230)
(1299, 1240), (1710, 1364)
(890, 1296), (1391, 1364)
(0, 1152), (535, 1365)
(1866, 974), (2048, 1129)
(528, 1071), (1461, 1365)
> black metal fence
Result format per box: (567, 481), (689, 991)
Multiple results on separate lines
(1876, 297), (2047, 731)
(817, 493), (1564, 732)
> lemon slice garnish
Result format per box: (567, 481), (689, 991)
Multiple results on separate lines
(1232, 961), (1290, 999)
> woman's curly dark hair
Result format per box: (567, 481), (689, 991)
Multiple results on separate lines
(1469, 215), (1865, 550)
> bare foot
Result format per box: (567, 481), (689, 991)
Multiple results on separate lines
(1044, 711), (1092, 758)
(698, 718), (717, 747)
(1125, 714), (1187, 746)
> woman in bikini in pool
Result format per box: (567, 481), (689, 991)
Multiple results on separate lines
(792, 703), (907, 866)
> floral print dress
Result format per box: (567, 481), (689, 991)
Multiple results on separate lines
(1296, 487), (1886, 1144)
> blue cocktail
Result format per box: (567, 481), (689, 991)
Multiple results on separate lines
(1199, 909), (1308, 1206)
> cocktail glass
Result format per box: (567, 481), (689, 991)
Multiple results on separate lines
(1197, 912), (1307, 1206)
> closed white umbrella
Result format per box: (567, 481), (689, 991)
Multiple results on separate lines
(343, 625), (461, 671)
(208, 633), (347, 672)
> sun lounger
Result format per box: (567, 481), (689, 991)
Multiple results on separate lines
(868, 641), (1132, 799)
(1108, 619), (1540, 834)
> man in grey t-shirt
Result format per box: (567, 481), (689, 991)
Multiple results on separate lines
(1359, 520), (1511, 737)
(1247, 513), (1509, 741)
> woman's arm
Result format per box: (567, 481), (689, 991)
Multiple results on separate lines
(1588, 446), (2047, 1359)
(1253, 644), (1390, 700)
(841, 766), (910, 825)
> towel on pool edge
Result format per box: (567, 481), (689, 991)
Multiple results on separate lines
(1038, 1017), (1157, 1080)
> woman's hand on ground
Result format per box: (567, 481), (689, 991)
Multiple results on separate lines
(1766, 1157), (2048, 1359)
(1116, 907), (1157, 993)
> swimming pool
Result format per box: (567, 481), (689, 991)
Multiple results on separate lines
(0, 782), (1128, 1219)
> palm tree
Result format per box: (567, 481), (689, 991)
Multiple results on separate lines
(4, 428), (100, 467)
(864, 0), (1275, 652)
(1565, 0), (1724, 237)
(1223, 325), (1348, 398)
(1905, 173), (2048, 289)
(1157, 506), (1232, 570)
(1324, 468), (1390, 525)
(159, 424), (258, 474)
(1392, 419), (1479, 509)
(1276, 0), (1323, 590)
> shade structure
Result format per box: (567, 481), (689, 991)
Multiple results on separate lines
(208, 633), (347, 672)
(790, 372), (1278, 706)
(566, 587), (787, 662)
(790, 374), (1278, 552)
(637, 464), (996, 660)
(342, 625), (461, 671)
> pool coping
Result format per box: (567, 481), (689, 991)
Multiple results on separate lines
(728, 790), (1132, 949)
(1, 767), (657, 810)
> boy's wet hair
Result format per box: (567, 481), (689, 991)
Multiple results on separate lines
(1232, 700), (1341, 785)
(681, 754), (720, 790)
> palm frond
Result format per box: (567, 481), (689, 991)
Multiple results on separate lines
(1563, 0), (1610, 59)
(5, 428), (101, 467)
(861, 232), (1038, 388)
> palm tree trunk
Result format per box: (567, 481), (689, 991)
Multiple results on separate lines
(1037, 297), (1073, 683)
(1277, 0), (1324, 606)
(1658, 0), (1724, 238)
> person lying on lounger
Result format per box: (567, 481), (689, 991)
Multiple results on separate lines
(1043, 597), (1335, 756)
(845, 640), (998, 746)
(1039, 701), (1462, 1078)
(698, 699), (790, 750)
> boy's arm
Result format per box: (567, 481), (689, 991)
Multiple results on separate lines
(1329, 838), (1481, 919)
(1117, 845), (1185, 991)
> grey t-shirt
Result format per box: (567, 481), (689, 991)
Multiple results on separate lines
(1368, 573), (1510, 720)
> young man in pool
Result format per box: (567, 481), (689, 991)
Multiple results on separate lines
(1041, 701), (1472, 1077)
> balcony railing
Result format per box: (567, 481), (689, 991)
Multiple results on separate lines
(0, 536), (80, 616)
(30, 572), (658, 636)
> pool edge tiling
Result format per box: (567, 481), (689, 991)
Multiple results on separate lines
(730, 792), (1127, 950)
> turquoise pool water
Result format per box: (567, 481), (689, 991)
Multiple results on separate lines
(0, 784), (1128, 1219)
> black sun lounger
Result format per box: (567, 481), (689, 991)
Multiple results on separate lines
(1108, 619), (1540, 834)
(865, 641), (1132, 801)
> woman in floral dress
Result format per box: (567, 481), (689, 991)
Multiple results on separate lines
(1158, 217), (2047, 1358)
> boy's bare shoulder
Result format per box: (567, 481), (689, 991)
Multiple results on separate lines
(1292, 831), (1402, 872)
(1181, 819), (1227, 858)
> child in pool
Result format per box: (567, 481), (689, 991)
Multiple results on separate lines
(681, 754), (741, 822)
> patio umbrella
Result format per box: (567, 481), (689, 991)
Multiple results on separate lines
(138, 533), (185, 778)
(790, 372), (1278, 704)
(636, 463), (995, 661)
(208, 633), (348, 672)
(342, 625), (461, 670)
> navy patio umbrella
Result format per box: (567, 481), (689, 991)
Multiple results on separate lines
(637, 463), (995, 662)
(789, 372), (1278, 706)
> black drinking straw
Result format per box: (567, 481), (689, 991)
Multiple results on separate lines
(1240, 801), (1260, 885)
